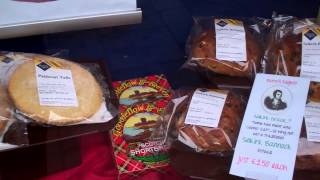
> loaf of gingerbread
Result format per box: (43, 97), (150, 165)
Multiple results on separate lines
(186, 17), (263, 78)
(264, 18), (320, 79)
(269, 36), (320, 103)
(159, 89), (244, 153)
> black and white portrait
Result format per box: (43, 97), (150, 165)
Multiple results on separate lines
(264, 89), (287, 111)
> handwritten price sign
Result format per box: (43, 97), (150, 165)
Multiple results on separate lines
(237, 156), (287, 172)
(230, 74), (310, 180)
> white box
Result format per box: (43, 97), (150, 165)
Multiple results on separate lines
(0, 0), (142, 39)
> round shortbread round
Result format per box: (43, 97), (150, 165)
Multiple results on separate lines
(8, 55), (103, 125)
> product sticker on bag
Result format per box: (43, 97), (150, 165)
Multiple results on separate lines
(301, 27), (320, 82)
(35, 58), (78, 107)
(230, 74), (310, 180)
(214, 18), (247, 62)
(0, 56), (14, 64)
(305, 101), (320, 117)
(185, 89), (227, 128)
(305, 101), (320, 142)
(305, 116), (320, 142)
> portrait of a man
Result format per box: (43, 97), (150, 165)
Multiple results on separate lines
(264, 89), (287, 110)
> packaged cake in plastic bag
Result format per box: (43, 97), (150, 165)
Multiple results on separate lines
(262, 16), (320, 78)
(262, 15), (320, 99)
(262, 15), (320, 171)
(184, 17), (269, 78)
(156, 88), (245, 154)
(149, 88), (246, 178)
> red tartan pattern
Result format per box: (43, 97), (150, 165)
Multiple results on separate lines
(111, 75), (172, 175)
(112, 135), (146, 173)
(112, 74), (171, 105)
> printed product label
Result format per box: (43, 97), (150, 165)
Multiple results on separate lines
(215, 19), (247, 62)
(35, 60), (78, 107)
(301, 27), (320, 82)
(305, 101), (320, 117)
(305, 116), (320, 142)
(185, 89), (227, 128)
(230, 74), (310, 180)
(305, 101), (320, 142)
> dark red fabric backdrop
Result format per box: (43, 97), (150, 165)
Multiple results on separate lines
(39, 133), (190, 180)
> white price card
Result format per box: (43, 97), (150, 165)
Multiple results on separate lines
(305, 116), (320, 142)
(301, 27), (320, 82)
(215, 19), (247, 62)
(304, 101), (320, 142)
(230, 74), (310, 180)
(35, 60), (78, 107)
(185, 89), (227, 128)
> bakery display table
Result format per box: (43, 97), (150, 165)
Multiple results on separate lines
(0, 0), (319, 179)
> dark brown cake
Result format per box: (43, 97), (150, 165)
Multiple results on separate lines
(172, 90), (244, 152)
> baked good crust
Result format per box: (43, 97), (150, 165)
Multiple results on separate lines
(8, 55), (103, 125)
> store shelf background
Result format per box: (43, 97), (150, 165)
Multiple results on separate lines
(0, 0), (319, 88)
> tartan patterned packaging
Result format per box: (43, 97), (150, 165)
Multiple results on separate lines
(111, 75), (172, 177)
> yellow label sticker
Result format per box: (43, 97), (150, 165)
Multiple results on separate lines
(214, 18), (243, 27)
(303, 27), (320, 36)
(225, 19), (243, 26)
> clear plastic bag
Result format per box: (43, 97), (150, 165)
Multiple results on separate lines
(0, 52), (28, 149)
(262, 15), (320, 171)
(262, 15), (320, 90)
(0, 51), (117, 126)
(184, 17), (269, 78)
(149, 88), (246, 178)
(153, 88), (245, 154)
(262, 15), (313, 76)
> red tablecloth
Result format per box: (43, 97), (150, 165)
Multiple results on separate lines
(40, 133), (190, 180)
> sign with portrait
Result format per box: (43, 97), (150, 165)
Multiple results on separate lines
(230, 74), (310, 180)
